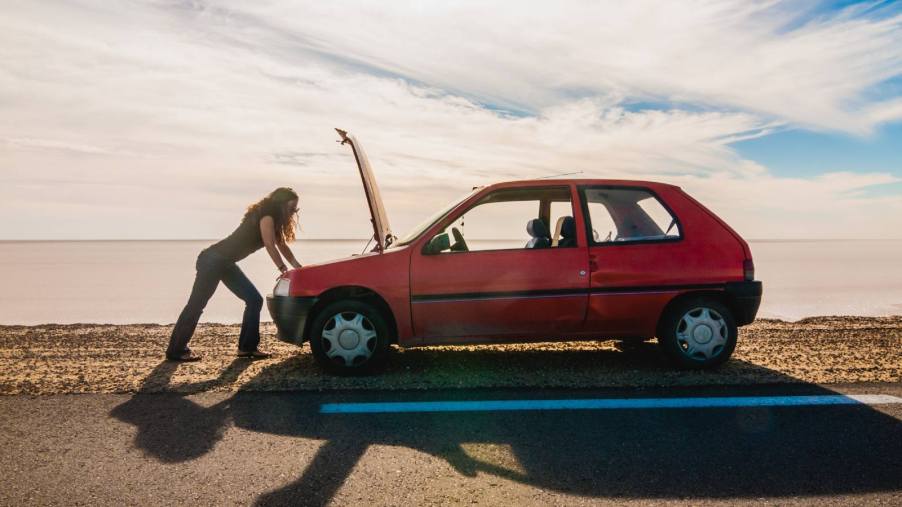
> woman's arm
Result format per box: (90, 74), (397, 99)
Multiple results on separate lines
(259, 215), (288, 272)
(277, 241), (302, 269)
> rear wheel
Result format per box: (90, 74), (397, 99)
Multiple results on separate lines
(309, 300), (391, 375)
(658, 297), (737, 369)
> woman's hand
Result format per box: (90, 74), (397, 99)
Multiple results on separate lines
(277, 240), (303, 270)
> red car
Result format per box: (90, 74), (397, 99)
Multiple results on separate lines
(268, 129), (762, 374)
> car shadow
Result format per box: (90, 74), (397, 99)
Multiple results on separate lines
(110, 346), (902, 505)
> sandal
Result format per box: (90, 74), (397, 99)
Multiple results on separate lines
(166, 349), (201, 362)
(237, 349), (272, 359)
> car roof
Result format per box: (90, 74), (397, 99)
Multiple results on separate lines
(484, 178), (680, 191)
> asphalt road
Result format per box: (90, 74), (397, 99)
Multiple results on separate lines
(2, 383), (900, 506)
(1, 319), (900, 505)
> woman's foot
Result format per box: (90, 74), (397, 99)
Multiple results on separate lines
(166, 349), (201, 362)
(237, 348), (272, 359)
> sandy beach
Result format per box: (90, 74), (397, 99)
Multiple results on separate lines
(1, 316), (900, 395)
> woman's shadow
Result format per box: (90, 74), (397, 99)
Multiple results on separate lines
(110, 357), (375, 506)
(109, 359), (254, 463)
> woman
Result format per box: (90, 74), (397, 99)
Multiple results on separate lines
(166, 187), (303, 361)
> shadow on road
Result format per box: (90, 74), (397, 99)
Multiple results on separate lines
(110, 359), (253, 462)
(111, 346), (902, 505)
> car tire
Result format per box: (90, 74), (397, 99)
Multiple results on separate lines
(308, 299), (391, 376)
(657, 297), (737, 369)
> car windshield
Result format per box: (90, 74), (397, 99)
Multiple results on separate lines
(391, 189), (480, 247)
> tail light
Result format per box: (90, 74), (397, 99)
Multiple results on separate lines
(743, 259), (755, 281)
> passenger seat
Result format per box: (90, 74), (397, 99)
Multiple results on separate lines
(525, 218), (551, 249)
(558, 216), (576, 247)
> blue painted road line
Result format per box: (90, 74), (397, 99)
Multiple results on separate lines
(320, 394), (902, 414)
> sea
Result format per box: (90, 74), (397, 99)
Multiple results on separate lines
(1, 239), (900, 325)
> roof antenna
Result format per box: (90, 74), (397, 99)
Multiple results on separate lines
(536, 170), (583, 180)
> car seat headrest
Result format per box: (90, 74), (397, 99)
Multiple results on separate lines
(526, 218), (550, 239)
(561, 216), (575, 238)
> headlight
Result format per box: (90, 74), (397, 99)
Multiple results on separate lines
(273, 277), (290, 297)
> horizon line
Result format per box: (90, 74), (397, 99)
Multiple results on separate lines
(2, 237), (902, 243)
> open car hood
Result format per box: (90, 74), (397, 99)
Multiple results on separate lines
(336, 128), (394, 252)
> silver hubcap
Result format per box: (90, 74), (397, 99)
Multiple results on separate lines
(676, 307), (727, 360)
(321, 312), (378, 367)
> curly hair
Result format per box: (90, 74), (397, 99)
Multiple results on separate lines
(244, 187), (299, 243)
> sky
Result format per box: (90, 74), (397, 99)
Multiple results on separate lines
(2, 0), (902, 241)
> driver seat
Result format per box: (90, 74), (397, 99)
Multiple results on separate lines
(525, 218), (551, 249)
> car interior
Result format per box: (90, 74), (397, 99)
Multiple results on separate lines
(583, 187), (681, 243)
(425, 186), (578, 254)
(525, 218), (551, 248)
(423, 186), (683, 254)
(551, 216), (577, 247)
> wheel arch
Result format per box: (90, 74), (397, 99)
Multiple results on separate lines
(655, 289), (729, 337)
(303, 286), (399, 344)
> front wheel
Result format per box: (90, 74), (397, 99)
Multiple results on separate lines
(309, 300), (391, 375)
(658, 298), (737, 369)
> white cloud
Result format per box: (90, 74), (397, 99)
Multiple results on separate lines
(0, 0), (900, 240)
(221, 0), (902, 133)
(868, 97), (902, 125)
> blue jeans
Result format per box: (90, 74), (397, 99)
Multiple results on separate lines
(166, 249), (263, 357)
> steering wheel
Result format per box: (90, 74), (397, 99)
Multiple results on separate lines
(450, 227), (469, 252)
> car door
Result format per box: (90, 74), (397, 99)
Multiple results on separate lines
(409, 185), (589, 340)
(579, 185), (687, 336)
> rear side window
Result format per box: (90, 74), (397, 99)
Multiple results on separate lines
(581, 187), (681, 244)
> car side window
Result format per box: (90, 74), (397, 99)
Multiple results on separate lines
(424, 187), (573, 253)
(582, 187), (681, 244)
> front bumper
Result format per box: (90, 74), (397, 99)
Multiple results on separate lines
(724, 281), (763, 326)
(266, 295), (317, 345)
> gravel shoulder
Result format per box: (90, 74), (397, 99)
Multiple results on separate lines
(1, 316), (900, 395)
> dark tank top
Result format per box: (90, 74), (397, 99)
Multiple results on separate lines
(207, 210), (269, 262)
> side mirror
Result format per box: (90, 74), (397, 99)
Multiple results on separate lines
(423, 232), (451, 255)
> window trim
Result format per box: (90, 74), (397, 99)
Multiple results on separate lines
(577, 185), (684, 247)
(420, 185), (578, 255)
(422, 243), (580, 256)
